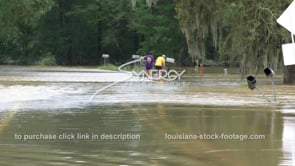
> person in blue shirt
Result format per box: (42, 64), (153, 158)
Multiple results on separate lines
(142, 53), (155, 78)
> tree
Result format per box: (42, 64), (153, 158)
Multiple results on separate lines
(0, 0), (54, 64)
(94, 0), (139, 64)
(175, 0), (218, 64)
(175, 0), (293, 83)
(1, 0), (294, 84)
(133, 0), (186, 65)
(36, 0), (136, 65)
(217, 0), (290, 76)
(37, 0), (99, 65)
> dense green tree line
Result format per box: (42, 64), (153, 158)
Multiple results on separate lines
(0, 0), (294, 83)
(0, 0), (186, 65)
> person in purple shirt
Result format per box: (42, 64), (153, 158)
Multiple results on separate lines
(142, 53), (154, 78)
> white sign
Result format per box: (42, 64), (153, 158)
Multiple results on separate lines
(166, 57), (175, 64)
(277, 1), (295, 35)
(102, 54), (109, 58)
(282, 43), (295, 66)
(132, 54), (140, 59)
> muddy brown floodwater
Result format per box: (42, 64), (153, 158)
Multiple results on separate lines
(0, 66), (294, 166)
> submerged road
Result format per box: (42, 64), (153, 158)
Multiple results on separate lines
(0, 65), (295, 111)
(0, 66), (294, 166)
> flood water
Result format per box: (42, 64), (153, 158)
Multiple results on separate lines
(0, 66), (294, 166)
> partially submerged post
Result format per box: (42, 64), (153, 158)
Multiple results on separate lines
(102, 54), (109, 66)
(165, 57), (175, 73)
(246, 75), (271, 103)
(199, 63), (203, 76)
(264, 67), (277, 102)
(132, 54), (140, 69)
(224, 68), (228, 76)
(246, 75), (256, 90)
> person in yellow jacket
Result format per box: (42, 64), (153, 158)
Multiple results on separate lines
(154, 54), (166, 78)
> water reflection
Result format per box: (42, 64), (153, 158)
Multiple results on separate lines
(280, 107), (295, 166)
(0, 104), (293, 165)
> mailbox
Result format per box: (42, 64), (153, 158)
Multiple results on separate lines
(166, 57), (175, 64)
(102, 54), (109, 58)
(264, 67), (274, 77)
(132, 54), (140, 59)
(246, 75), (256, 90)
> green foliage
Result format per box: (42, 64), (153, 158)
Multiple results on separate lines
(38, 52), (56, 66)
(215, 0), (291, 74)
(176, 0), (292, 74)
(0, 0), (54, 64)
(0, 0), (294, 81)
(98, 64), (118, 71)
(0, 0), (185, 66)
(133, 0), (184, 59)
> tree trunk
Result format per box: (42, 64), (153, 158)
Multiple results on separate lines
(284, 65), (295, 84)
(96, 21), (102, 65)
(58, 0), (66, 29)
(178, 37), (187, 66)
(66, 44), (73, 65)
